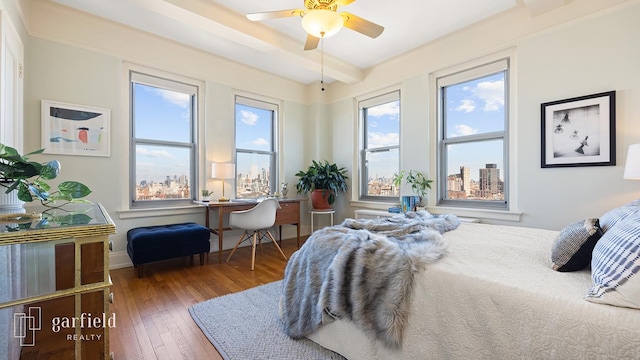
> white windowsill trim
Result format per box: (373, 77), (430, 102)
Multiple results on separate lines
(426, 206), (522, 222)
(117, 204), (204, 219)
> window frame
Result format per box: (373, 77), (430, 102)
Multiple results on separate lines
(234, 95), (278, 198)
(358, 90), (401, 202)
(129, 70), (200, 208)
(436, 58), (510, 210)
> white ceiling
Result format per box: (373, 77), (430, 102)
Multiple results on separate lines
(49, 0), (569, 85)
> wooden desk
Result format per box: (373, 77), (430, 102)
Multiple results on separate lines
(196, 198), (304, 264)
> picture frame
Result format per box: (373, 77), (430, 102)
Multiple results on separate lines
(41, 100), (111, 157)
(541, 91), (615, 168)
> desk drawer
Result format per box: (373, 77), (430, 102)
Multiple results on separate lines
(275, 201), (300, 225)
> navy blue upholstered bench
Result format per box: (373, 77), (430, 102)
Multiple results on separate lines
(126, 222), (211, 278)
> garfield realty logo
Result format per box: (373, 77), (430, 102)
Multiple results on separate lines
(13, 307), (41, 346)
(14, 307), (116, 345)
(52, 312), (117, 341)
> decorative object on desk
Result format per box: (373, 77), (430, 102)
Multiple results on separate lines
(201, 189), (211, 202)
(41, 100), (111, 157)
(623, 143), (640, 180)
(541, 91), (616, 168)
(281, 182), (289, 198)
(211, 162), (235, 202)
(392, 170), (432, 207)
(0, 143), (92, 210)
(295, 160), (348, 209)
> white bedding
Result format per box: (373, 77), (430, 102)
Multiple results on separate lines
(308, 222), (640, 359)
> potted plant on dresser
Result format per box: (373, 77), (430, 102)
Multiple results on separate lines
(295, 160), (349, 210)
(0, 143), (92, 211)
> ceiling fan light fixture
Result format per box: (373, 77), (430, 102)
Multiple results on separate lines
(301, 9), (343, 38)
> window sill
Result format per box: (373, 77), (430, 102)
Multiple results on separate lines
(117, 204), (204, 219)
(350, 200), (397, 211)
(426, 205), (522, 222)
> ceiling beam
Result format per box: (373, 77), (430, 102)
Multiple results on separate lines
(161, 0), (364, 84)
(523, 0), (572, 16)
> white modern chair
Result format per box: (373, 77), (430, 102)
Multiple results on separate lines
(226, 198), (287, 270)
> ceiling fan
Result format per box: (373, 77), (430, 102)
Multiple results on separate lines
(246, 0), (384, 51)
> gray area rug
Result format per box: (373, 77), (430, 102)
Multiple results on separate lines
(189, 281), (345, 360)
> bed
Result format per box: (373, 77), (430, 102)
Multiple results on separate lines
(282, 208), (640, 360)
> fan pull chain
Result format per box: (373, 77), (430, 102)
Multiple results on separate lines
(320, 32), (325, 92)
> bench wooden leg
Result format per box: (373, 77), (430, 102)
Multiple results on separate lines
(199, 253), (205, 265)
(137, 265), (144, 278)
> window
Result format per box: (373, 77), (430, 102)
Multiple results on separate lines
(359, 91), (400, 201)
(235, 95), (277, 199)
(130, 71), (198, 207)
(437, 59), (509, 209)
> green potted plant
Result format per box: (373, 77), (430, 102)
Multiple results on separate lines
(201, 189), (211, 202)
(0, 143), (92, 209)
(393, 170), (432, 210)
(295, 160), (348, 209)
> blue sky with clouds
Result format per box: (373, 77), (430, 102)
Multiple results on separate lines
(444, 72), (505, 180)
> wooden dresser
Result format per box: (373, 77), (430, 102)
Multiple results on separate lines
(0, 203), (115, 360)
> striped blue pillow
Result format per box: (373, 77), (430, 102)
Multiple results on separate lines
(586, 214), (640, 308)
(599, 200), (640, 232)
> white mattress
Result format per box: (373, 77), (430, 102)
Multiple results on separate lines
(308, 222), (640, 359)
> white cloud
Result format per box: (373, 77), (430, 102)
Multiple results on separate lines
(453, 124), (478, 137)
(136, 147), (175, 160)
(368, 132), (399, 147)
(455, 99), (476, 113)
(367, 102), (399, 119)
(152, 88), (190, 109)
(240, 110), (259, 125)
(475, 80), (504, 111)
(252, 137), (269, 146)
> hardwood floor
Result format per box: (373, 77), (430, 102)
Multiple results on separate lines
(109, 236), (303, 360)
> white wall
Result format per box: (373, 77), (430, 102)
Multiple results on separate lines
(328, 0), (640, 230)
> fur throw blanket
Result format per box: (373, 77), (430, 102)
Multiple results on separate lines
(281, 210), (460, 348)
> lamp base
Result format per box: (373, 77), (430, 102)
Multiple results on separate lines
(217, 196), (230, 202)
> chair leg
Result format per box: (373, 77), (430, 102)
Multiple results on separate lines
(266, 230), (287, 260)
(251, 232), (258, 271)
(227, 231), (249, 263)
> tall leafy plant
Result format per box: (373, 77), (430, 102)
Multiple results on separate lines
(392, 170), (432, 198)
(295, 160), (348, 205)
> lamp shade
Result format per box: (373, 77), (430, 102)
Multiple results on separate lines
(211, 163), (235, 179)
(301, 9), (343, 38)
(624, 143), (640, 179)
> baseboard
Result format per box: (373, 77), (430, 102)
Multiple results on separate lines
(109, 251), (133, 270)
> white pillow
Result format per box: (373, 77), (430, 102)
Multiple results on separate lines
(586, 214), (640, 309)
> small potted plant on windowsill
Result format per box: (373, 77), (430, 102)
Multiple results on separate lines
(392, 170), (432, 211)
(295, 160), (349, 210)
(0, 143), (92, 210)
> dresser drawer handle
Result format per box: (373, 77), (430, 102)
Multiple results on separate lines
(108, 292), (114, 303)
(109, 241), (113, 252)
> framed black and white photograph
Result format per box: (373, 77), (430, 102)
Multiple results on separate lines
(541, 91), (615, 168)
(41, 100), (111, 157)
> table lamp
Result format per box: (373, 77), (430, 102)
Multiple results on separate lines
(211, 163), (235, 202)
(624, 143), (640, 180)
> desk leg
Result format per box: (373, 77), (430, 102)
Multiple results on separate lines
(218, 211), (224, 264)
(278, 225), (283, 247)
(296, 222), (300, 248)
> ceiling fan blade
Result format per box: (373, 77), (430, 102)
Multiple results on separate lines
(340, 11), (384, 38)
(304, 34), (320, 51)
(335, 0), (356, 7)
(247, 9), (304, 21)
